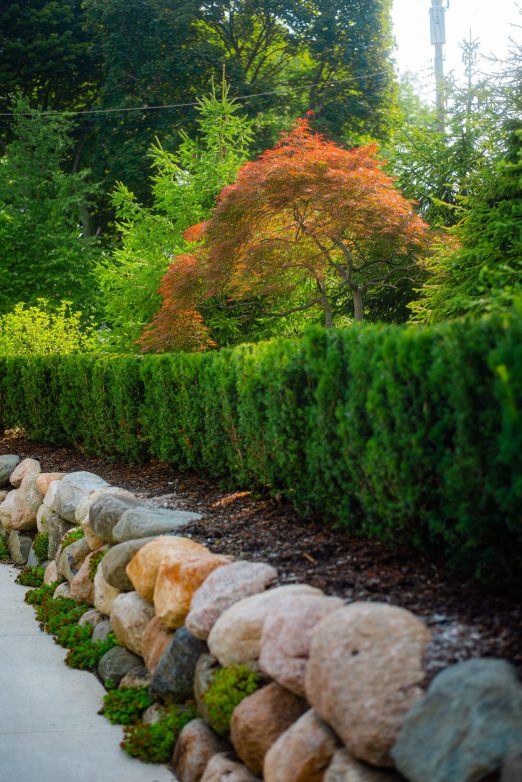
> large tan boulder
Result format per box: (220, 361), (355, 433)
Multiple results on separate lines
(142, 616), (174, 673)
(10, 476), (42, 531)
(35, 472), (65, 496)
(94, 565), (121, 615)
(305, 603), (431, 768)
(154, 553), (232, 630)
(208, 585), (322, 669)
(259, 594), (344, 697)
(172, 720), (229, 782)
(263, 710), (340, 782)
(70, 549), (107, 605)
(201, 754), (260, 782)
(44, 560), (59, 585)
(110, 591), (155, 656)
(230, 683), (307, 776)
(0, 489), (18, 530)
(324, 750), (402, 782)
(10, 458), (41, 488)
(186, 561), (278, 640)
(126, 536), (209, 602)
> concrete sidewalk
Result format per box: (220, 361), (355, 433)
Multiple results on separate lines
(0, 564), (175, 782)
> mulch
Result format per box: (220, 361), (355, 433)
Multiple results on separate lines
(1, 428), (521, 683)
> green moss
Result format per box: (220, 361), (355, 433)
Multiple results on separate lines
(203, 665), (261, 736)
(88, 548), (106, 582)
(16, 566), (45, 587)
(0, 536), (9, 560)
(33, 532), (49, 562)
(60, 528), (84, 549)
(121, 704), (197, 763)
(100, 687), (152, 725)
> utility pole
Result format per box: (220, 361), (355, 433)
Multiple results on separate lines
(429, 0), (448, 132)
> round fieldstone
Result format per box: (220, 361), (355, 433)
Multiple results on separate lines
(112, 506), (202, 542)
(0, 455), (20, 488)
(101, 537), (157, 591)
(89, 493), (145, 544)
(97, 646), (142, 687)
(150, 627), (208, 703)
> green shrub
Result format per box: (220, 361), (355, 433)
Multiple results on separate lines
(121, 704), (197, 763)
(25, 582), (59, 605)
(33, 532), (49, 563)
(100, 687), (152, 725)
(60, 528), (84, 549)
(16, 566), (45, 587)
(0, 300), (98, 357)
(2, 314), (522, 585)
(0, 536), (9, 560)
(88, 548), (106, 582)
(65, 632), (118, 670)
(203, 665), (261, 736)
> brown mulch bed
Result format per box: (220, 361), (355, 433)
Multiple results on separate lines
(1, 429), (521, 683)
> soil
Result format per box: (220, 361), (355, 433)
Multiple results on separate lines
(2, 428), (521, 683)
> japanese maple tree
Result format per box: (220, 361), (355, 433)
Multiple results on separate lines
(140, 117), (429, 351)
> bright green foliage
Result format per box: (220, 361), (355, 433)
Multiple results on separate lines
(0, 301), (98, 356)
(2, 315), (522, 586)
(203, 665), (261, 735)
(35, 595), (89, 635)
(65, 631), (118, 670)
(0, 99), (99, 313)
(16, 566), (45, 587)
(100, 687), (152, 725)
(24, 582), (59, 605)
(97, 82), (253, 350)
(88, 548), (107, 582)
(60, 528), (85, 550)
(121, 704), (198, 763)
(33, 533), (49, 563)
(0, 537), (9, 560)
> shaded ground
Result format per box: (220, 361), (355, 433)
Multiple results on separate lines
(1, 429), (521, 683)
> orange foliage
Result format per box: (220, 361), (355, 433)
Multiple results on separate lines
(140, 118), (429, 351)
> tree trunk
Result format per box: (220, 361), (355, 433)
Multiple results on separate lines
(352, 288), (364, 322)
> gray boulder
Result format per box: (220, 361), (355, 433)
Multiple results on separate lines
(392, 658), (522, 782)
(58, 537), (91, 581)
(97, 646), (142, 687)
(47, 515), (75, 559)
(8, 530), (32, 564)
(502, 748), (522, 782)
(112, 506), (202, 542)
(89, 493), (145, 544)
(26, 544), (40, 568)
(0, 455), (20, 487)
(150, 627), (208, 703)
(101, 537), (157, 590)
(55, 471), (109, 522)
(93, 619), (113, 643)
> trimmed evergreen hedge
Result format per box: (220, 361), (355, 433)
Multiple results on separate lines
(1, 315), (521, 586)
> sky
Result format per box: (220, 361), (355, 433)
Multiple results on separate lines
(391, 0), (521, 97)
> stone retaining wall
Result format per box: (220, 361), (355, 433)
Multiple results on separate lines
(1, 455), (521, 782)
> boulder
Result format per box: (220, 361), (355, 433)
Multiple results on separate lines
(47, 515), (75, 559)
(263, 710), (340, 782)
(126, 536), (209, 602)
(0, 489), (9, 505)
(113, 506), (202, 542)
(186, 561), (278, 640)
(42, 479), (61, 512)
(201, 754), (261, 782)
(502, 749), (522, 782)
(97, 646), (142, 687)
(7, 529), (32, 564)
(154, 552), (232, 629)
(92, 619), (113, 643)
(194, 654), (221, 726)
(54, 582), (71, 599)
(119, 665), (152, 689)
(58, 536), (91, 582)
(0, 455), (20, 487)
(10, 458), (41, 488)
(392, 658), (522, 782)
(230, 683), (308, 776)
(324, 750), (402, 782)
(142, 616), (174, 673)
(173, 720), (230, 782)
(44, 560), (59, 584)
(0, 489), (18, 530)
(259, 594), (344, 697)
(306, 603), (430, 768)
(101, 537), (157, 591)
(26, 544), (40, 567)
(10, 475), (42, 530)
(94, 565), (121, 615)
(69, 550), (102, 604)
(54, 471), (109, 522)
(110, 591), (155, 656)
(36, 503), (53, 533)
(76, 486), (136, 550)
(78, 609), (107, 628)
(150, 627), (208, 703)
(89, 493), (145, 544)
(35, 472), (65, 496)
(208, 584), (323, 669)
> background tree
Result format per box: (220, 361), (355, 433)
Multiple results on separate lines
(140, 117), (428, 352)
(0, 98), (99, 314)
(97, 82), (253, 350)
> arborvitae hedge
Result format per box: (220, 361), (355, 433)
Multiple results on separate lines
(1, 315), (521, 586)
